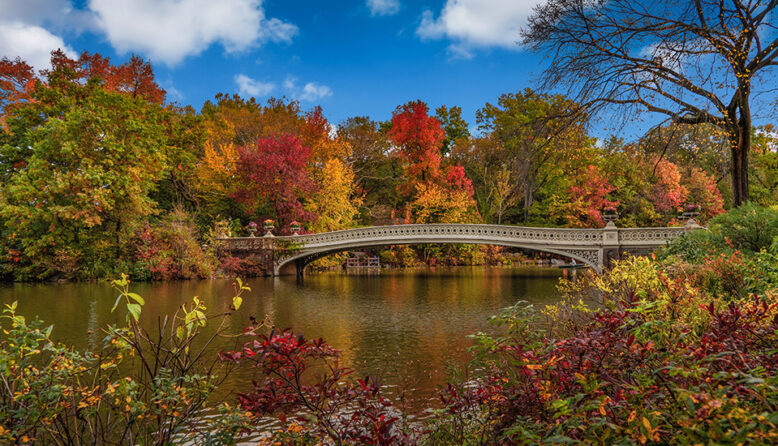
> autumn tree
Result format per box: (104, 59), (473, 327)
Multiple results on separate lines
(476, 89), (590, 222)
(306, 158), (363, 232)
(337, 116), (398, 222)
(200, 94), (304, 148)
(388, 100), (480, 224)
(388, 100), (447, 187)
(685, 167), (726, 220)
(301, 106), (351, 168)
(547, 164), (619, 227)
(0, 83), (171, 280)
(231, 135), (315, 227)
(524, 0), (778, 206)
(0, 57), (35, 120)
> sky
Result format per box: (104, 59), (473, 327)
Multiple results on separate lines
(0, 0), (625, 135)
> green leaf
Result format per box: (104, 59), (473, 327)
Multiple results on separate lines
(176, 326), (185, 340)
(126, 303), (141, 322)
(233, 296), (243, 311)
(111, 295), (122, 313)
(127, 292), (145, 306)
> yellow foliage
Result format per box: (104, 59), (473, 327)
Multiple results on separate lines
(411, 182), (479, 224)
(196, 141), (239, 194)
(306, 158), (362, 232)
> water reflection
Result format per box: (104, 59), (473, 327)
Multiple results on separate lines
(0, 266), (562, 413)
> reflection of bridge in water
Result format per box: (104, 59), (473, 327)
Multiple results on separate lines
(218, 223), (700, 277)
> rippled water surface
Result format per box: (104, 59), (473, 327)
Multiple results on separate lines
(0, 267), (562, 413)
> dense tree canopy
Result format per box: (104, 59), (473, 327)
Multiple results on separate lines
(0, 48), (760, 280)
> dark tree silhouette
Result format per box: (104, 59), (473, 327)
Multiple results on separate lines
(523, 0), (778, 206)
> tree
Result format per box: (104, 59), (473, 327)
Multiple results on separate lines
(524, 0), (778, 206)
(435, 105), (470, 156)
(0, 84), (171, 280)
(231, 135), (315, 227)
(476, 89), (589, 222)
(306, 158), (363, 232)
(547, 164), (619, 227)
(337, 116), (398, 223)
(651, 158), (689, 213)
(388, 100), (446, 184)
(200, 94), (304, 148)
(0, 57), (35, 120)
(300, 106), (351, 170)
(750, 125), (778, 206)
(685, 167), (726, 220)
(388, 100), (480, 224)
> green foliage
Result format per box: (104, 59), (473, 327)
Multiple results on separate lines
(0, 277), (254, 444)
(707, 203), (778, 253)
(664, 203), (778, 261)
(0, 81), (173, 280)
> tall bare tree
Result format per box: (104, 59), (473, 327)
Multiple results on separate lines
(523, 0), (778, 206)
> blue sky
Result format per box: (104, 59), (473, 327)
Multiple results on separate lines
(0, 0), (629, 135)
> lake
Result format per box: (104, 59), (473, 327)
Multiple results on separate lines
(0, 266), (563, 415)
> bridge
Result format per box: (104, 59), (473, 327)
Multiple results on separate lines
(217, 222), (699, 277)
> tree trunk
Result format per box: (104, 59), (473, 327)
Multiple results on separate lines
(523, 174), (534, 223)
(730, 93), (751, 207)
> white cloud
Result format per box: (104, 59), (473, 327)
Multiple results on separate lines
(367, 0), (400, 16)
(417, 0), (541, 55)
(299, 82), (332, 102)
(283, 77), (332, 102)
(0, 22), (76, 70)
(235, 74), (275, 97)
(0, 0), (94, 32)
(87, 0), (298, 65)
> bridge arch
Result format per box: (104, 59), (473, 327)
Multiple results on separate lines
(274, 238), (602, 276)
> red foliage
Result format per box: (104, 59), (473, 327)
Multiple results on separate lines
(0, 57), (36, 117)
(0, 50), (165, 120)
(231, 135), (316, 226)
(441, 289), (778, 443)
(445, 164), (475, 196)
(301, 105), (329, 147)
(567, 164), (618, 226)
(651, 158), (688, 213)
(220, 255), (268, 277)
(388, 100), (445, 164)
(46, 50), (166, 104)
(685, 167), (725, 220)
(220, 329), (411, 445)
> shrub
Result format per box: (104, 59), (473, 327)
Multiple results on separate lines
(132, 207), (219, 280)
(0, 276), (253, 444)
(220, 329), (417, 445)
(425, 257), (778, 445)
(220, 255), (269, 277)
(664, 203), (778, 262)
